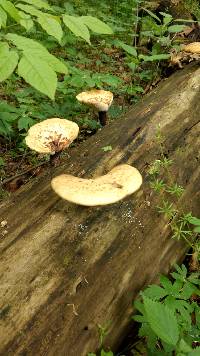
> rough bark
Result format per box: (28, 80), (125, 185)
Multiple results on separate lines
(0, 64), (200, 356)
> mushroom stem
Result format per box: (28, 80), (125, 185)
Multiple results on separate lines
(50, 152), (61, 167)
(98, 111), (107, 126)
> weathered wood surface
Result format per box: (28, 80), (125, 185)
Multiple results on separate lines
(0, 64), (200, 356)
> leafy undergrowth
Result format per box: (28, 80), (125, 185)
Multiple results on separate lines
(1, 0), (185, 198)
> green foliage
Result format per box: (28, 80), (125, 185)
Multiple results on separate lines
(0, 0), (113, 98)
(149, 129), (200, 259)
(134, 264), (200, 355)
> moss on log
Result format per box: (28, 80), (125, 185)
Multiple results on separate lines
(0, 64), (200, 356)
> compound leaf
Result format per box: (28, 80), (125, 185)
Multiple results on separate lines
(18, 51), (57, 99)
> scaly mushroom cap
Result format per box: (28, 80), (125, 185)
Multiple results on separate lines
(51, 164), (142, 206)
(25, 118), (79, 154)
(182, 42), (200, 54)
(76, 89), (113, 112)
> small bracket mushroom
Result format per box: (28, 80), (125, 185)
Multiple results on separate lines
(76, 89), (113, 126)
(25, 118), (79, 165)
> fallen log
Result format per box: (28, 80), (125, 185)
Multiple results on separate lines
(0, 64), (200, 356)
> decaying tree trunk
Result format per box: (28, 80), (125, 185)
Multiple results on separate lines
(0, 64), (200, 356)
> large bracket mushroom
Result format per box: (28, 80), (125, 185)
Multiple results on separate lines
(51, 164), (142, 206)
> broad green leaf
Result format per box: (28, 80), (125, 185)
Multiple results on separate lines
(81, 16), (113, 34)
(18, 52), (57, 99)
(37, 14), (63, 43)
(63, 15), (90, 44)
(19, 0), (52, 11)
(143, 296), (179, 346)
(19, 11), (34, 30)
(16, 3), (42, 17)
(0, 6), (7, 27)
(194, 226), (200, 233)
(0, 0), (21, 22)
(116, 40), (137, 56)
(0, 50), (18, 81)
(168, 25), (186, 33)
(0, 42), (9, 55)
(6, 33), (49, 53)
(6, 34), (68, 74)
(24, 50), (68, 74)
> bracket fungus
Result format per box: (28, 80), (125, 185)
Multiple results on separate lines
(51, 164), (142, 206)
(25, 118), (79, 165)
(182, 42), (200, 54)
(76, 89), (113, 126)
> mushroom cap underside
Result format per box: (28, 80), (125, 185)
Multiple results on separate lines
(51, 164), (142, 206)
(25, 118), (79, 154)
(76, 89), (113, 112)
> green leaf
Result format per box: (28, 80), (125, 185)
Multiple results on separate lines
(194, 226), (200, 233)
(101, 145), (112, 152)
(139, 54), (170, 62)
(143, 285), (168, 300)
(19, 0), (52, 11)
(34, 51), (68, 74)
(16, 3), (42, 17)
(188, 216), (200, 226)
(63, 15), (90, 44)
(0, 6), (7, 27)
(6, 33), (48, 52)
(178, 339), (193, 353)
(18, 52), (57, 100)
(168, 25), (186, 33)
(81, 16), (113, 34)
(142, 7), (161, 23)
(37, 14), (63, 43)
(0, 50), (19, 82)
(19, 11), (34, 30)
(0, 112), (18, 136)
(188, 347), (200, 355)
(0, 0), (21, 22)
(18, 116), (35, 131)
(6, 34), (68, 74)
(143, 296), (179, 346)
(116, 40), (137, 56)
(0, 42), (9, 55)
(101, 350), (114, 356)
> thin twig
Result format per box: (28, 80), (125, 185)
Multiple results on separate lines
(1, 161), (47, 186)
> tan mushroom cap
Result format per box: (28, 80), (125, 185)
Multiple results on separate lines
(25, 118), (79, 154)
(182, 42), (200, 54)
(76, 89), (113, 112)
(51, 164), (142, 206)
